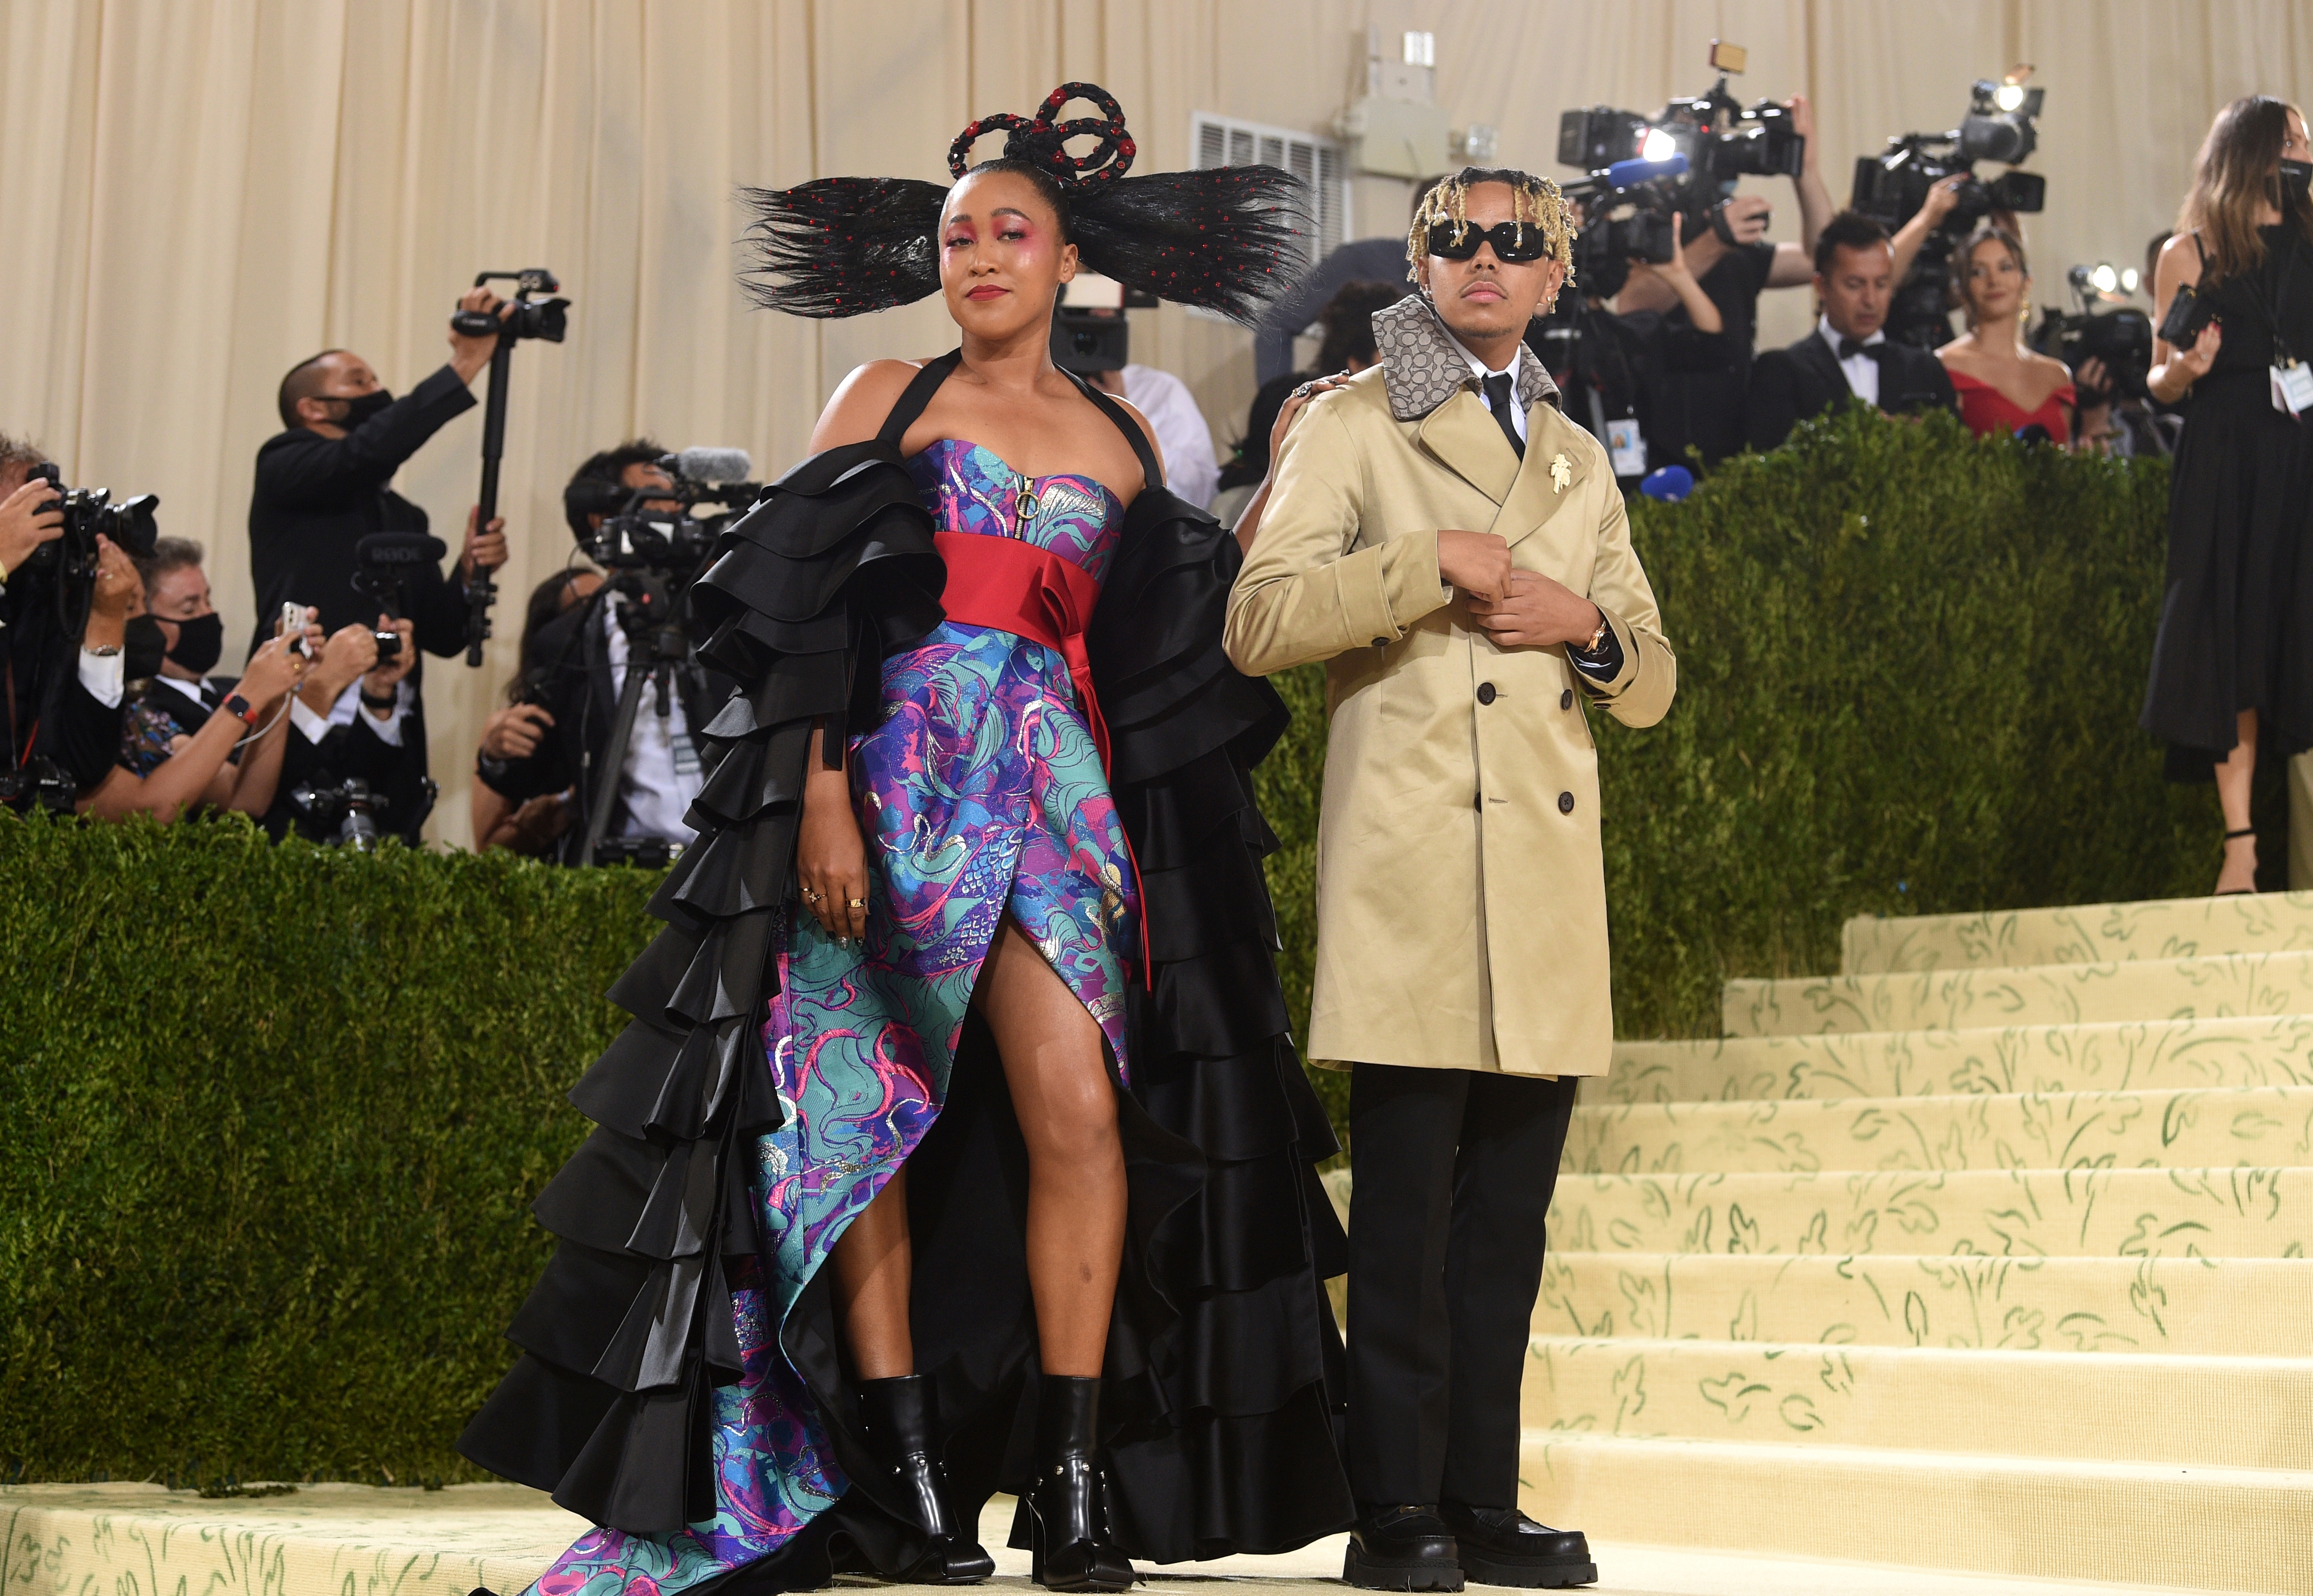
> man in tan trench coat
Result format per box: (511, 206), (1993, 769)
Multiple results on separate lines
(1225, 169), (1675, 1592)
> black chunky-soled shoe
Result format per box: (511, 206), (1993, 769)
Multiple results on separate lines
(1439, 1502), (1595, 1589)
(856, 1374), (995, 1584)
(1021, 1376), (1134, 1592)
(1343, 1505), (1464, 1591)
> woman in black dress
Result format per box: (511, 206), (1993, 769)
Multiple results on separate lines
(2142, 95), (2313, 894)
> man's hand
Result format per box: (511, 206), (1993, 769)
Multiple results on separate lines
(1918, 176), (1968, 232)
(460, 505), (508, 580)
(1716, 194), (1773, 247)
(1437, 529), (1514, 602)
(239, 632), (311, 708)
(448, 285), (509, 384)
(0, 478), (63, 574)
(362, 613), (417, 703)
(1467, 570), (1604, 650)
(303, 622), (381, 707)
(481, 702), (555, 761)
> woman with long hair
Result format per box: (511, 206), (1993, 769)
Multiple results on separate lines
(459, 85), (1353, 1596)
(1936, 225), (2104, 446)
(2141, 95), (2313, 894)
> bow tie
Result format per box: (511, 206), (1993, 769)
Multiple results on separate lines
(1837, 336), (1886, 361)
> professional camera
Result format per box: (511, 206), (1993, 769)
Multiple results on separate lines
(1850, 71), (2049, 347)
(1560, 156), (1689, 301)
(16, 463), (160, 634)
(578, 449), (761, 577)
(0, 756), (75, 815)
(450, 268), (569, 343)
(287, 774), (432, 851)
(1557, 41), (1803, 235)
(2030, 265), (2155, 404)
(1050, 273), (1158, 376)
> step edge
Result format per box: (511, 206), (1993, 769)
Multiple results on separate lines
(1524, 1333), (2313, 1375)
(1519, 1430), (2313, 1488)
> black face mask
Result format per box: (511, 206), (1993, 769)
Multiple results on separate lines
(2280, 158), (2313, 203)
(162, 611), (224, 674)
(328, 388), (394, 429)
(123, 615), (166, 680)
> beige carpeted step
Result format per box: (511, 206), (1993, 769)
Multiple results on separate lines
(1522, 1336), (2313, 1468)
(1722, 950), (2313, 1037)
(1844, 892), (2313, 975)
(1603, 1016), (2313, 1105)
(1565, 1086), (2313, 1175)
(1547, 1166), (2313, 1258)
(1518, 1431), (2313, 1595)
(1535, 1251), (2313, 1357)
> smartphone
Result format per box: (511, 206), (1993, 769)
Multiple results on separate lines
(281, 601), (308, 655)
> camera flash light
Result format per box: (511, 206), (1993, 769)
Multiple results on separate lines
(1994, 82), (2028, 112)
(2122, 267), (2141, 294)
(1640, 128), (1679, 163)
(2090, 263), (2118, 293)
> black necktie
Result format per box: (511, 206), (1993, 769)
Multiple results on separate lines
(1482, 371), (1525, 459)
(1838, 337), (1886, 362)
(199, 681), (221, 711)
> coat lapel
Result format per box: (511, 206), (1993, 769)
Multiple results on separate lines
(1498, 405), (1591, 547)
(1416, 390), (1520, 507)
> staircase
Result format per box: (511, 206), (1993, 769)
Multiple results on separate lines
(1525, 893), (2313, 1592)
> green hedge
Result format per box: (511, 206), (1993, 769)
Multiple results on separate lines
(1, 409), (2224, 1485)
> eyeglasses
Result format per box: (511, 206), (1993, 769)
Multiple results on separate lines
(1425, 220), (1554, 264)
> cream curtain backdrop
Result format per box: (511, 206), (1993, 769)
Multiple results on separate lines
(0, 0), (2305, 848)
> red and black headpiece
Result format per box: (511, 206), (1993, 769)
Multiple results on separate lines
(741, 83), (1304, 326)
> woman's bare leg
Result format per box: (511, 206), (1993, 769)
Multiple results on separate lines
(830, 1168), (914, 1378)
(974, 917), (1128, 1377)
(2216, 708), (2259, 894)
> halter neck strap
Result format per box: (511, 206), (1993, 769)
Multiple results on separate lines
(872, 347), (1163, 495)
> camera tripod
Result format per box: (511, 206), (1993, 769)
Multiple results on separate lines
(575, 570), (693, 868)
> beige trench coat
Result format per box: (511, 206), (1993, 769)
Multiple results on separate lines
(1223, 365), (1675, 1077)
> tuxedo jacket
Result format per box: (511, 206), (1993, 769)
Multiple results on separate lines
(1746, 330), (1958, 453)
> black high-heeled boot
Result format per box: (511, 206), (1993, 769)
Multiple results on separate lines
(856, 1374), (995, 1584)
(1022, 1375), (1134, 1592)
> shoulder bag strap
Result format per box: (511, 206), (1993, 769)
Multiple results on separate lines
(874, 349), (967, 449)
(1061, 370), (1163, 495)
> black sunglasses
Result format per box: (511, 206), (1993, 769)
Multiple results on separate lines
(1425, 220), (1553, 264)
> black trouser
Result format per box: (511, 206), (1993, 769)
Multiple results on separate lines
(1345, 1063), (1579, 1511)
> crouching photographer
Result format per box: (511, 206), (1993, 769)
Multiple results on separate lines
(262, 610), (426, 848)
(471, 442), (738, 865)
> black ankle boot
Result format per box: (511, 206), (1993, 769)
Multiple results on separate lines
(1022, 1376), (1134, 1592)
(856, 1374), (994, 1584)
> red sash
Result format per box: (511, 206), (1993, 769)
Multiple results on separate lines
(935, 530), (1148, 983)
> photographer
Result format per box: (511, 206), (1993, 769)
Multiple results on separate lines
(471, 568), (601, 852)
(82, 544), (312, 824)
(264, 609), (426, 846)
(472, 443), (719, 863)
(1615, 94), (1835, 465)
(1746, 211), (1959, 452)
(248, 284), (512, 791)
(0, 435), (157, 800)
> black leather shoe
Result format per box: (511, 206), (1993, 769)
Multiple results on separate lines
(1343, 1505), (1465, 1592)
(1439, 1503), (1595, 1589)
(1021, 1376), (1134, 1592)
(856, 1375), (995, 1583)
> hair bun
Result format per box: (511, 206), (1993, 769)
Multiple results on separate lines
(947, 81), (1137, 187)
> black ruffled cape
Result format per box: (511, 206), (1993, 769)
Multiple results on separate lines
(458, 357), (1352, 1581)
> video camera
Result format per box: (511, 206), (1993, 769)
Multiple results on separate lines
(577, 449), (762, 576)
(17, 463), (159, 636)
(450, 268), (569, 344)
(1050, 274), (1159, 376)
(1559, 156), (1691, 301)
(1850, 70), (2048, 346)
(2031, 264), (2155, 405)
(1557, 41), (1803, 240)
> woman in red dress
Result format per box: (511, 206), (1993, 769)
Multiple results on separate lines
(1936, 226), (2107, 446)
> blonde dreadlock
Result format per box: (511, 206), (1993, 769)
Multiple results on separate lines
(1404, 166), (1579, 287)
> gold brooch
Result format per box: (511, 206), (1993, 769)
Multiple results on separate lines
(1550, 453), (1572, 494)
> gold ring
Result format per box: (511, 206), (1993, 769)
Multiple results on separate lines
(848, 898), (866, 910)
(801, 889), (821, 902)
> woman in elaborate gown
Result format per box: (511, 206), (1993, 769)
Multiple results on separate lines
(458, 85), (1353, 1595)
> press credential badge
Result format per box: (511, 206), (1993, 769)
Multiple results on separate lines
(1604, 418), (1648, 477)
(2273, 357), (2313, 419)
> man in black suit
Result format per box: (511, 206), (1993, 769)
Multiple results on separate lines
(1746, 210), (1958, 453)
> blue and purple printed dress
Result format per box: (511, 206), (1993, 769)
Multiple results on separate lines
(462, 361), (1353, 1595)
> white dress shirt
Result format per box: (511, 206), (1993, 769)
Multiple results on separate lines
(290, 676), (411, 746)
(1444, 330), (1532, 445)
(78, 647), (124, 707)
(603, 598), (701, 843)
(1819, 315), (1885, 408)
(1119, 365), (1221, 510)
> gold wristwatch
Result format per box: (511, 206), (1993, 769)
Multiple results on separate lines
(1576, 610), (1609, 656)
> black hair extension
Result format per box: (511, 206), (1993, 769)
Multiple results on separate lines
(739, 82), (1306, 327)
